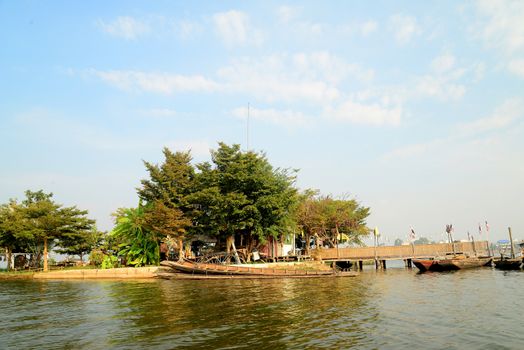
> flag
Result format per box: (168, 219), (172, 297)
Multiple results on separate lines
(485, 221), (490, 232)
(467, 231), (471, 241)
(478, 223), (482, 236)
(409, 226), (416, 241)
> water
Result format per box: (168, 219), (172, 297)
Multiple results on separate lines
(1, 266), (523, 349)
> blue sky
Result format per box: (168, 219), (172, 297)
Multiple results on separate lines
(1, 0), (523, 243)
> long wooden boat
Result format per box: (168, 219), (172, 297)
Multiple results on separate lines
(413, 256), (492, 272)
(493, 258), (522, 270)
(161, 260), (350, 277)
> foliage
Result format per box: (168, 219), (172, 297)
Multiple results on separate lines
(413, 237), (432, 245)
(111, 205), (159, 266)
(0, 190), (96, 270)
(295, 191), (370, 252)
(56, 227), (104, 260)
(190, 143), (299, 253)
(101, 255), (119, 269)
(394, 238), (404, 246)
(89, 249), (105, 267)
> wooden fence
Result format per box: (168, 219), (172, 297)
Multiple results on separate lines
(316, 241), (490, 260)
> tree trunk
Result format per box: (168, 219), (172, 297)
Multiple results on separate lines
(80, 252), (84, 264)
(305, 233), (310, 255)
(43, 238), (49, 271)
(178, 239), (184, 261)
(5, 246), (12, 271)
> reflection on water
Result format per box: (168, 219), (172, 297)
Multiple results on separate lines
(1, 268), (523, 349)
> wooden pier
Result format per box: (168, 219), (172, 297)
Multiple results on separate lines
(315, 241), (490, 270)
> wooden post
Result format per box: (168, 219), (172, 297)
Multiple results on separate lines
(358, 260), (363, 270)
(508, 227), (515, 259)
(471, 236), (477, 256)
(381, 260), (386, 269)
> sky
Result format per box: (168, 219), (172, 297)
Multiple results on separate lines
(1, 0), (523, 244)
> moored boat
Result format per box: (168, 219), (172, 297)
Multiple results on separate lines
(413, 255), (492, 272)
(161, 260), (355, 278)
(493, 258), (522, 270)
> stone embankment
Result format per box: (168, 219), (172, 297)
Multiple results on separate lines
(1, 267), (164, 280)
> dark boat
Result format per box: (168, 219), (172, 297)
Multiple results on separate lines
(413, 255), (492, 272)
(493, 227), (521, 270)
(493, 258), (522, 270)
(161, 260), (355, 278)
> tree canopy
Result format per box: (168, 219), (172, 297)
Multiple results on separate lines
(0, 190), (96, 270)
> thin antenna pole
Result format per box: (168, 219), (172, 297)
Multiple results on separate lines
(247, 102), (250, 151)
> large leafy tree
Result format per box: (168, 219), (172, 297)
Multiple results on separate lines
(138, 149), (196, 258)
(0, 200), (24, 270)
(190, 143), (298, 257)
(17, 190), (95, 271)
(296, 191), (370, 253)
(56, 226), (104, 263)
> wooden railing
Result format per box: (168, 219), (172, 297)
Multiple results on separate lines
(316, 241), (490, 260)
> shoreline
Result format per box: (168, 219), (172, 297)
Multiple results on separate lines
(0, 266), (162, 280)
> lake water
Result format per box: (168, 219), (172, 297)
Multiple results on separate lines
(1, 265), (523, 349)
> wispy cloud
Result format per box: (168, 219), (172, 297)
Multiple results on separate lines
(388, 14), (420, 45)
(507, 59), (524, 78)
(473, 0), (524, 54)
(96, 16), (150, 40)
(90, 69), (220, 94)
(326, 99), (402, 126)
(457, 97), (523, 135)
(212, 10), (263, 46)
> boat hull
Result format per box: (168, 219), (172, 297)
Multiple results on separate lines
(493, 258), (522, 270)
(161, 260), (342, 277)
(413, 257), (492, 272)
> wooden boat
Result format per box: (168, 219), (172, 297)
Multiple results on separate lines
(493, 258), (522, 270)
(413, 255), (492, 272)
(161, 260), (353, 277)
(491, 228), (521, 270)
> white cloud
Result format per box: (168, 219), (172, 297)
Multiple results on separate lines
(173, 20), (203, 40)
(96, 16), (150, 40)
(431, 53), (456, 73)
(231, 106), (311, 127)
(217, 52), (373, 104)
(474, 0), (524, 54)
(508, 59), (524, 78)
(361, 20), (378, 36)
(90, 69), (220, 94)
(415, 75), (466, 101)
(326, 99), (402, 126)
(389, 14), (420, 44)
(277, 5), (300, 23)
(212, 10), (263, 46)
(458, 98), (523, 134)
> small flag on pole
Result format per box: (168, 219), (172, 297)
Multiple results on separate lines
(410, 226), (416, 241)
(478, 223), (482, 236)
(485, 221), (490, 232)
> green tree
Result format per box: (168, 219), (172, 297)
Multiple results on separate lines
(56, 227), (103, 263)
(295, 192), (370, 253)
(111, 204), (159, 266)
(16, 190), (96, 271)
(138, 149), (196, 259)
(414, 237), (432, 245)
(394, 238), (404, 246)
(190, 143), (298, 258)
(0, 200), (24, 270)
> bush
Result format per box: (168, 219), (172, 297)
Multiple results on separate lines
(101, 255), (119, 269)
(89, 249), (105, 267)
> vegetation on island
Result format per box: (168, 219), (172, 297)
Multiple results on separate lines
(1, 143), (371, 271)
